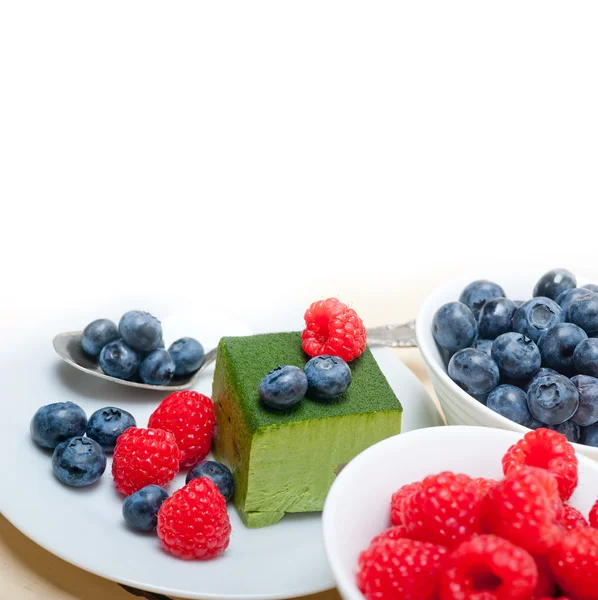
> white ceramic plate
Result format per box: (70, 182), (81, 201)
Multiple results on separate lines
(0, 306), (443, 600)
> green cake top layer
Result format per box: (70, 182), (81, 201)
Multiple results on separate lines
(216, 331), (402, 432)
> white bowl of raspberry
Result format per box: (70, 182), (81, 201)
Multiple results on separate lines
(322, 426), (598, 600)
(415, 269), (598, 462)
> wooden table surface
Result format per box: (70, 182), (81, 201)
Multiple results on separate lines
(0, 343), (435, 600)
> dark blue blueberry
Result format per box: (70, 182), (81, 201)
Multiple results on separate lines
(52, 436), (106, 486)
(118, 311), (162, 352)
(555, 288), (593, 317)
(432, 302), (477, 353)
(570, 375), (598, 427)
(491, 332), (541, 380)
(567, 294), (598, 336)
(537, 323), (587, 376)
(448, 348), (499, 400)
(139, 349), (175, 385)
(486, 385), (534, 427)
(459, 280), (506, 319)
(584, 284), (598, 293)
(85, 407), (136, 451)
(186, 460), (235, 501)
(30, 402), (87, 449)
(527, 374), (579, 425)
(478, 298), (517, 340)
(81, 319), (119, 357)
(99, 340), (139, 380)
(139, 338), (165, 360)
(122, 485), (168, 531)
(533, 268), (577, 300)
(168, 337), (205, 376)
(512, 297), (564, 343)
(258, 365), (308, 410)
(581, 423), (598, 447)
(573, 338), (598, 377)
(546, 421), (581, 443)
(529, 418), (546, 430)
(523, 367), (560, 392)
(472, 339), (493, 357)
(304, 355), (352, 400)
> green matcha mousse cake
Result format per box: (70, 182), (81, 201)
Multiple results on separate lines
(212, 331), (402, 528)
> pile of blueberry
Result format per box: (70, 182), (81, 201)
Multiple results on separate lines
(82, 310), (204, 386)
(432, 268), (598, 446)
(258, 354), (352, 410)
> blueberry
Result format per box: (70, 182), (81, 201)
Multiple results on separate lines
(139, 349), (175, 385)
(555, 288), (593, 316)
(99, 340), (139, 380)
(448, 348), (499, 400)
(478, 298), (517, 340)
(570, 375), (598, 427)
(304, 355), (352, 400)
(30, 402), (87, 449)
(139, 338), (165, 360)
(573, 338), (598, 377)
(81, 319), (119, 357)
(258, 365), (308, 410)
(186, 461), (235, 501)
(122, 485), (168, 531)
(537, 323), (587, 376)
(118, 311), (162, 352)
(486, 385), (534, 427)
(581, 423), (598, 447)
(85, 407), (136, 451)
(52, 437), (106, 486)
(533, 268), (577, 300)
(491, 332), (541, 380)
(432, 302), (477, 353)
(168, 337), (205, 376)
(527, 374), (579, 425)
(584, 284), (598, 293)
(472, 339), (493, 357)
(546, 421), (581, 443)
(512, 297), (564, 343)
(523, 367), (560, 391)
(459, 280), (506, 319)
(529, 418), (546, 430)
(567, 294), (598, 336)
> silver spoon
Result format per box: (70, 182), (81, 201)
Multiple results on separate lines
(53, 320), (417, 392)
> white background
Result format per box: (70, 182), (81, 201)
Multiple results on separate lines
(1, 2), (597, 326)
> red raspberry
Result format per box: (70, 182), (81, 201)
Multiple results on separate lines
(157, 477), (231, 560)
(358, 537), (448, 600)
(370, 524), (412, 546)
(390, 481), (422, 526)
(473, 477), (498, 497)
(590, 499), (598, 528)
(148, 391), (215, 468)
(482, 467), (563, 555)
(301, 298), (366, 363)
(402, 472), (483, 549)
(548, 527), (598, 600)
(533, 555), (557, 598)
(561, 503), (588, 530)
(112, 427), (180, 496)
(502, 428), (578, 501)
(439, 535), (538, 600)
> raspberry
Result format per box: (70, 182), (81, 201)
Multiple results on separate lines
(301, 298), (366, 363)
(439, 535), (538, 600)
(482, 467), (563, 555)
(548, 527), (598, 600)
(402, 472), (483, 549)
(390, 481), (422, 526)
(112, 427), (180, 495)
(590, 499), (598, 528)
(502, 428), (578, 501)
(473, 477), (498, 497)
(148, 391), (215, 468)
(370, 524), (411, 546)
(157, 477), (231, 560)
(534, 555), (557, 598)
(561, 503), (588, 530)
(358, 538), (447, 600)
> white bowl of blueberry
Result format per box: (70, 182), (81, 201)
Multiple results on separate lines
(416, 268), (598, 460)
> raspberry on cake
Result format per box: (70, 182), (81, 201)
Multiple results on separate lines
(212, 331), (402, 527)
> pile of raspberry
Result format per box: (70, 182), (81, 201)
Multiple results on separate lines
(358, 428), (598, 600)
(112, 390), (231, 560)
